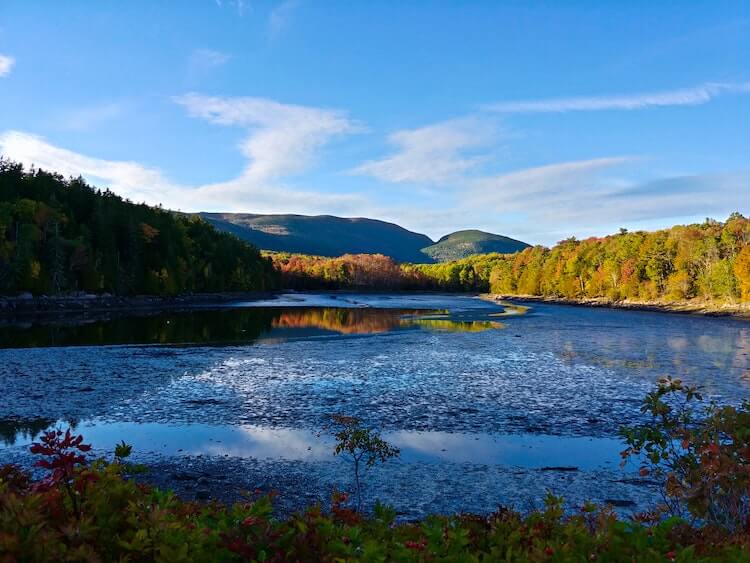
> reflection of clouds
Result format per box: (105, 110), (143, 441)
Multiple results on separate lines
(697, 334), (732, 355)
(49, 422), (621, 470)
(390, 430), (506, 463)
(387, 431), (622, 469)
(202, 426), (331, 460)
(667, 337), (689, 351)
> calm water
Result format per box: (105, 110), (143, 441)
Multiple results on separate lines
(2, 293), (749, 515)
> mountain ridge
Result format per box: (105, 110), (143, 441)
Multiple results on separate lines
(200, 213), (529, 263)
(422, 229), (531, 262)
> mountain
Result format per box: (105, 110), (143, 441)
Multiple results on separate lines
(421, 230), (530, 262)
(200, 213), (434, 263)
(202, 213), (530, 263)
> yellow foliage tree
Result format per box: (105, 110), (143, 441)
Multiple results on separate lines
(734, 246), (750, 302)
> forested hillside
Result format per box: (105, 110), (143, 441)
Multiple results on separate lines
(484, 216), (750, 302)
(421, 230), (529, 262)
(202, 213), (436, 263)
(203, 213), (530, 263)
(271, 214), (750, 305)
(0, 160), (278, 295)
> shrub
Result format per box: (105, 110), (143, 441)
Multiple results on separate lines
(331, 414), (400, 512)
(621, 376), (750, 531)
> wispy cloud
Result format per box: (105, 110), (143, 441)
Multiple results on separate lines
(174, 93), (359, 183)
(462, 157), (749, 241)
(484, 81), (750, 113)
(0, 54), (15, 77)
(268, 0), (300, 38)
(0, 130), (178, 205)
(0, 94), (368, 215)
(214, 0), (246, 17)
(0, 130), (369, 215)
(351, 117), (499, 185)
(470, 157), (633, 200)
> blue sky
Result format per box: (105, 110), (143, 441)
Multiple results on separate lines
(0, 1), (748, 245)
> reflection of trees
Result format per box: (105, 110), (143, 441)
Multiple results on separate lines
(271, 308), (502, 334)
(273, 308), (407, 334)
(0, 418), (54, 446)
(0, 306), (507, 347)
(0, 309), (278, 348)
(405, 318), (504, 332)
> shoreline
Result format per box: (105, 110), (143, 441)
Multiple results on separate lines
(3, 289), (749, 320)
(0, 288), (479, 318)
(0, 291), (277, 318)
(483, 293), (750, 319)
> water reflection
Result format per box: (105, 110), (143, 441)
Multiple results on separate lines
(0, 418), (55, 446)
(0, 306), (506, 348)
(534, 306), (750, 390)
(0, 420), (623, 470)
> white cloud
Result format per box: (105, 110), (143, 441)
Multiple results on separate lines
(0, 129), (369, 215)
(0, 54), (15, 77)
(470, 157), (633, 200)
(351, 117), (498, 184)
(461, 157), (750, 243)
(174, 93), (359, 183)
(0, 130), (179, 206)
(0, 94), (369, 215)
(484, 81), (750, 113)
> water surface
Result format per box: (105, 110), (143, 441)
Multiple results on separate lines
(2, 293), (749, 515)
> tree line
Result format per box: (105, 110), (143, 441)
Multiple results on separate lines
(3, 156), (749, 305)
(0, 159), (278, 295)
(272, 214), (750, 304)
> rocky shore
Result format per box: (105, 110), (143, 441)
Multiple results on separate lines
(484, 293), (750, 319)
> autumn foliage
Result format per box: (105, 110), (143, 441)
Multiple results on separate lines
(271, 214), (750, 305)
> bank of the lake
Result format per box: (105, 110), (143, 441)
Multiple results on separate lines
(484, 293), (750, 319)
(0, 291), (277, 317)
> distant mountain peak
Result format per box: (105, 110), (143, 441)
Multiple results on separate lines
(422, 230), (530, 262)
(201, 212), (529, 263)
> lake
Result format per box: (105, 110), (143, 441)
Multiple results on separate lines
(2, 292), (749, 517)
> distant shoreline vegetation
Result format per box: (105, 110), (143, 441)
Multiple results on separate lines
(2, 159), (750, 311)
(270, 212), (750, 311)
